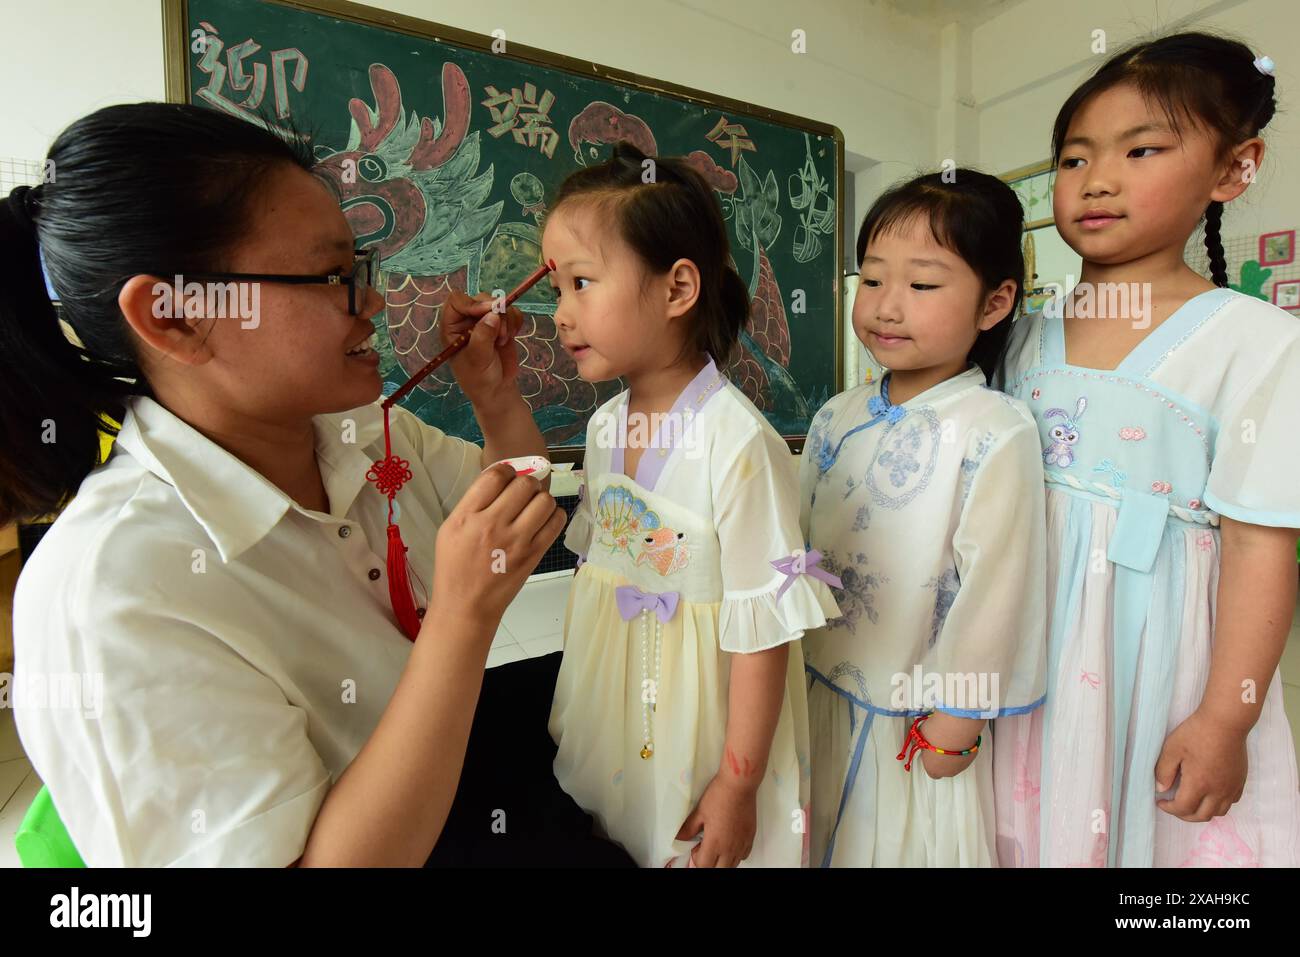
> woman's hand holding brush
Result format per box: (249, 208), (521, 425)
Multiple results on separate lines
(431, 462), (566, 630)
(442, 291), (527, 408)
(435, 260), (555, 410)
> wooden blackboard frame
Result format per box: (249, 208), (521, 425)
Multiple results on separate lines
(161, 0), (845, 456)
(1001, 158), (1056, 231)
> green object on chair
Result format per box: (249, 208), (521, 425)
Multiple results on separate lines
(15, 785), (85, 868)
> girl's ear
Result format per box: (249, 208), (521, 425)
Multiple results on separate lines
(978, 278), (1019, 331)
(118, 273), (217, 370)
(1211, 136), (1266, 204)
(664, 257), (701, 320)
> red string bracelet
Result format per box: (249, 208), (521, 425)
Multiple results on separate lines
(366, 259), (555, 641)
(896, 714), (982, 772)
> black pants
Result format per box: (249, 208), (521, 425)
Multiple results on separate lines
(425, 651), (635, 867)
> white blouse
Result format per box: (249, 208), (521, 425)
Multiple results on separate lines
(13, 395), (481, 866)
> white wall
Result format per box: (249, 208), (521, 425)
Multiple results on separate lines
(0, 0), (941, 184)
(5, 0), (1292, 248)
(971, 0), (1298, 240)
(1, 0), (168, 160)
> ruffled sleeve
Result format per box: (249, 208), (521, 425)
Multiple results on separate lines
(929, 420), (1047, 715)
(1205, 336), (1300, 528)
(716, 426), (842, 654)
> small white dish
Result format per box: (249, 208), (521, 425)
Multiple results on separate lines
(490, 455), (552, 481)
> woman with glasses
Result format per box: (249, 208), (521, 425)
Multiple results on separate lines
(0, 103), (628, 867)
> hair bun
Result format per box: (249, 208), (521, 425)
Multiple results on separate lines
(612, 140), (649, 164)
(6, 185), (40, 235)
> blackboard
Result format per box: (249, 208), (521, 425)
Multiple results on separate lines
(165, 0), (843, 451)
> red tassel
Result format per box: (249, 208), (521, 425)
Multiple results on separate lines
(385, 522), (424, 641)
(366, 403), (426, 641)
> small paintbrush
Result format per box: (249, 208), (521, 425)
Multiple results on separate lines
(382, 258), (556, 409)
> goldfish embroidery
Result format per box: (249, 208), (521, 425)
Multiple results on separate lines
(635, 527), (690, 575)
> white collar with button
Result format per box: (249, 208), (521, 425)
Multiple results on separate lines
(114, 396), (388, 563)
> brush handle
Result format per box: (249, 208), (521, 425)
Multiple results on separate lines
(382, 259), (555, 410)
(381, 334), (471, 409)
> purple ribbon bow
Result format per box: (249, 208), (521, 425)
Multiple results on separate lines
(770, 548), (842, 602)
(615, 585), (680, 623)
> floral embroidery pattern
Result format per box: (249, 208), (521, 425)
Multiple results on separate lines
(1150, 480), (1172, 495)
(1188, 498), (1201, 509)
(922, 568), (960, 648)
(1031, 388), (1041, 400)
(851, 504), (870, 532)
(879, 426), (923, 487)
(595, 485), (662, 559)
(1119, 426), (1147, 441)
(820, 551), (890, 630)
(959, 430), (996, 503)
(1196, 531), (1215, 551)
(818, 660), (872, 733)
(1080, 670), (1100, 689)
(867, 408), (940, 510)
(807, 407), (836, 474)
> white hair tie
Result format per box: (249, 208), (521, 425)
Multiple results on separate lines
(1254, 55), (1275, 77)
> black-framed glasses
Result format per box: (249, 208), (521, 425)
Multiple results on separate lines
(179, 248), (380, 316)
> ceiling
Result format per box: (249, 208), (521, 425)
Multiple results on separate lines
(880, 0), (1034, 28)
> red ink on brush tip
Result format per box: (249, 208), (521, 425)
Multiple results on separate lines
(501, 259), (554, 309)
